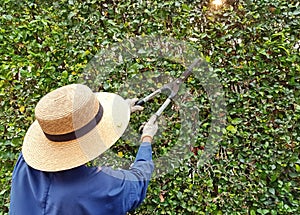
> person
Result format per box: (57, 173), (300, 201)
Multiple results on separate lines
(9, 84), (158, 215)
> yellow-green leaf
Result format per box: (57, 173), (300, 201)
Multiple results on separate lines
(226, 125), (237, 134)
(19, 106), (25, 113)
(117, 151), (124, 158)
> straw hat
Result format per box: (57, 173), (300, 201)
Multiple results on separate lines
(22, 84), (130, 172)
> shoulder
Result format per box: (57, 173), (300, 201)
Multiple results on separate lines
(12, 153), (27, 179)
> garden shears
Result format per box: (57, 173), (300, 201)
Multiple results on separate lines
(135, 58), (201, 118)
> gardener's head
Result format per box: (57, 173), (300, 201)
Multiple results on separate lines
(22, 84), (130, 172)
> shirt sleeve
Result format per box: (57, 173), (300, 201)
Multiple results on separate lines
(127, 142), (154, 211)
(130, 142), (154, 181)
(101, 141), (154, 213)
(134, 142), (152, 162)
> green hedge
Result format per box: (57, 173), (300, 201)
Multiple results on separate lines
(1, 0), (299, 214)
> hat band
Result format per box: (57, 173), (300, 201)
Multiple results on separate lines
(44, 103), (103, 142)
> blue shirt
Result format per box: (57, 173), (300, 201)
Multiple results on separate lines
(9, 142), (154, 215)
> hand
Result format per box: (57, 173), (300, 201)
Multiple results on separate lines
(126, 98), (144, 113)
(141, 115), (158, 142)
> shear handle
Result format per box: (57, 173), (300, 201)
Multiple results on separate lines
(135, 89), (161, 106)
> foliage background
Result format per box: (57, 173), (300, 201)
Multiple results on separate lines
(0, 0), (299, 214)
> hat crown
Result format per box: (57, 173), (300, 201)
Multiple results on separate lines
(35, 84), (99, 135)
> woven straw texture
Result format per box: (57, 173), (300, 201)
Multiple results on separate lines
(22, 84), (130, 172)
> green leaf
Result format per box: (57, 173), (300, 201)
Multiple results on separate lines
(61, 71), (68, 79)
(226, 125), (237, 134)
(269, 188), (275, 195)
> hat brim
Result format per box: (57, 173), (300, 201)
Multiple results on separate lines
(22, 92), (130, 172)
